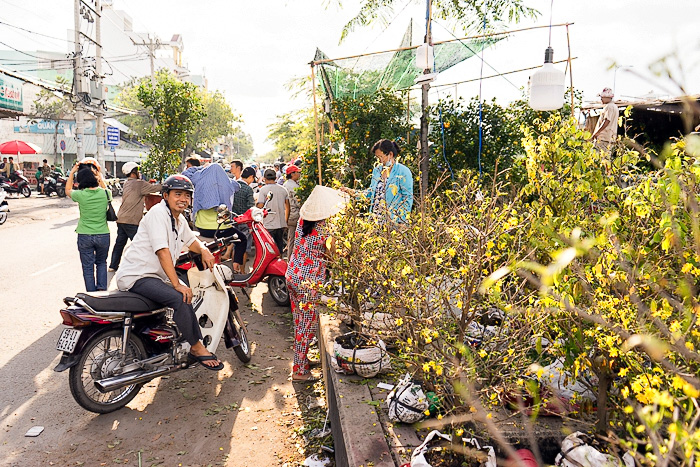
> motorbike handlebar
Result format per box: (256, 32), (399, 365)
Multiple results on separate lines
(175, 233), (240, 269)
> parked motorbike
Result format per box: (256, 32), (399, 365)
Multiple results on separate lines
(176, 193), (290, 307)
(0, 188), (8, 224)
(54, 234), (251, 414)
(43, 170), (67, 197)
(0, 171), (31, 198)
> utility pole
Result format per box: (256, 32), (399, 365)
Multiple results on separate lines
(94, 0), (105, 170)
(73, 0), (85, 159)
(132, 35), (161, 84)
(419, 0), (433, 198)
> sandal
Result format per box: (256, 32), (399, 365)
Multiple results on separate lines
(188, 352), (224, 371)
(292, 373), (320, 382)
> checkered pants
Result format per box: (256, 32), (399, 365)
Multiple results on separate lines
(288, 283), (319, 375)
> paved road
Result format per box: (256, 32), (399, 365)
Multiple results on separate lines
(0, 195), (313, 466)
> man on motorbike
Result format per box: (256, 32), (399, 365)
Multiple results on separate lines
(115, 174), (224, 370)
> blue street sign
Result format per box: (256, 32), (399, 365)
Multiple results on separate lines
(107, 126), (120, 146)
(59, 140), (66, 151)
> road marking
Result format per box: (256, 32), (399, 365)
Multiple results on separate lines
(30, 262), (65, 277)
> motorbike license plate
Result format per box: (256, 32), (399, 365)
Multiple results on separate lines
(56, 328), (82, 353)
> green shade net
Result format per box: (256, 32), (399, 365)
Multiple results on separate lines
(315, 24), (503, 100)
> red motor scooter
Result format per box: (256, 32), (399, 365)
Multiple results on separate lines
(176, 193), (290, 307)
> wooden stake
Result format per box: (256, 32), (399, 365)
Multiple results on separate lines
(566, 24), (575, 116)
(311, 64), (323, 185)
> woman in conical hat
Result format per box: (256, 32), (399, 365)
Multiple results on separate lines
(285, 185), (349, 382)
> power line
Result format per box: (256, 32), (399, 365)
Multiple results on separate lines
(0, 20), (77, 44)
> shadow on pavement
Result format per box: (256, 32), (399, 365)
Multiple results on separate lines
(0, 285), (304, 466)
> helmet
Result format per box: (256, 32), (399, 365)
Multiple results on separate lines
(79, 157), (101, 172)
(162, 174), (194, 194)
(122, 161), (139, 176)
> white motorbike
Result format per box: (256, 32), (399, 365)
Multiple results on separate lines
(0, 187), (8, 224)
(55, 235), (251, 413)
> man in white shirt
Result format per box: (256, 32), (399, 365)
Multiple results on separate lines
(590, 87), (619, 155)
(116, 174), (223, 370)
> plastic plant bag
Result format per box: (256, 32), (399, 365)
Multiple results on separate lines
(387, 373), (429, 424)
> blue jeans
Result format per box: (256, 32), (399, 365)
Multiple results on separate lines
(77, 233), (110, 292)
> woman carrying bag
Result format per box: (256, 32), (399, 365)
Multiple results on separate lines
(285, 185), (349, 382)
(66, 159), (111, 292)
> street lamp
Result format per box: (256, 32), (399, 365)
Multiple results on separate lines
(613, 65), (634, 96)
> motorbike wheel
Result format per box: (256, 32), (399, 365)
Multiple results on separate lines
(68, 329), (146, 414)
(268, 275), (290, 307)
(21, 185), (31, 198)
(0, 212), (6, 225)
(229, 309), (252, 363)
(57, 186), (66, 197)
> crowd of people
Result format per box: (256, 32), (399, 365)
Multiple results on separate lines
(64, 138), (414, 380)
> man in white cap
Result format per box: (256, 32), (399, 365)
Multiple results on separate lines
(108, 162), (162, 271)
(590, 87), (619, 155)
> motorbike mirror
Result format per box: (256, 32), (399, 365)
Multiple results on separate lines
(217, 204), (228, 213)
(266, 192), (273, 201)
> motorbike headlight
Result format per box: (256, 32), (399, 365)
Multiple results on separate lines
(252, 208), (264, 223)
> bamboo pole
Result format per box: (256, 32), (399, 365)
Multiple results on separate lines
(310, 23), (574, 66)
(311, 64), (323, 185)
(428, 57), (577, 89)
(566, 24), (575, 116)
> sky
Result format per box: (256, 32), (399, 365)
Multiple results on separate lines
(0, 0), (698, 155)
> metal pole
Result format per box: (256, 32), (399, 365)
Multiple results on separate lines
(95, 0), (105, 168)
(566, 24), (574, 116)
(311, 64), (323, 186)
(419, 0), (432, 198)
(406, 90), (410, 145)
(73, 0), (85, 159)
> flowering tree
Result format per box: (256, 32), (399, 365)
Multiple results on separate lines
(136, 71), (205, 181)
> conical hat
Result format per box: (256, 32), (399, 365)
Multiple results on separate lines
(300, 185), (349, 221)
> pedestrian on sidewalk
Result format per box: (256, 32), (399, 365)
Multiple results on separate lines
(283, 165), (301, 259)
(285, 185), (348, 381)
(183, 156), (246, 272)
(257, 168), (289, 254)
(108, 162), (161, 271)
(65, 161), (111, 292)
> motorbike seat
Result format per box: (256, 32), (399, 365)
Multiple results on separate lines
(76, 291), (162, 313)
(231, 273), (252, 282)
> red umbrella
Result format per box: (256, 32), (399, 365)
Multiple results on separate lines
(0, 140), (42, 155)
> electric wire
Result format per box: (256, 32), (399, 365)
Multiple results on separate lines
(0, 20), (77, 45)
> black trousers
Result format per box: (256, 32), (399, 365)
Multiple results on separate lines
(129, 277), (202, 346)
(109, 223), (139, 269)
(268, 228), (285, 255)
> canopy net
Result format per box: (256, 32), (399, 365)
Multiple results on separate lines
(315, 23), (503, 100)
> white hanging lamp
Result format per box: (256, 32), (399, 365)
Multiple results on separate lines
(529, 46), (565, 111)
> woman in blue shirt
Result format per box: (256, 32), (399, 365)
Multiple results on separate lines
(342, 139), (413, 223)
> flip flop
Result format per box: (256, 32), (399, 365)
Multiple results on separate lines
(292, 373), (320, 383)
(188, 352), (224, 371)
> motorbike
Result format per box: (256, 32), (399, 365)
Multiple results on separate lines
(43, 170), (67, 197)
(176, 193), (290, 307)
(0, 187), (8, 224)
(0, 171), (31, 198)
(54, 234), (251, 414)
